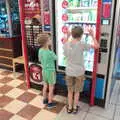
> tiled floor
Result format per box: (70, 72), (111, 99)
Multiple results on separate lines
(0, 68), (120, 120)
(0, 69), (65, 120)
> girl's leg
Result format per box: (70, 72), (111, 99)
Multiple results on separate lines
(48, 84), (54, 103)
(43, 82), (48, 100)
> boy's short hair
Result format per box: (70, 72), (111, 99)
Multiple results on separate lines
(37, 33), (49, 47)
(71, 26), (83, 39)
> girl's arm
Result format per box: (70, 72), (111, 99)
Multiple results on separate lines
(51, 51), (57, 60)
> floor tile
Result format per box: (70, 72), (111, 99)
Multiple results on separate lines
(18, 104), (40, 120)
(29, 96), (46, 109)
(0, 77), (13, 84)
(53, 95), (67, 104)
(45, 102), (65, 114)
(55, 106), (87, 120)
(17, 82), (28, 90)
(0, 109), (13, 120)
(78, 101), (90, 112)
(10, 115), (27, 120)
(116, 94), (120, 105)
(109, 85), (119, 105)
(0, 83), (4, 88)
(0, 68), (6, 73)
(4, 99), (27, 114)
(17, 91), (37, 103)
(0, 70), (12, 75)
(33, 109), (57, 120)
(85, 113), (110, 120)
(28, 88), (41, 95)
(17, 74), (25, 81)
(9, 72), (23, 79)
(0, 93), (3, 97)
(89, 104), (115, 119)
(7, 79), (24, 87)
(0, 85), (13, 94)
(6, 88), (25, 99)
(0, 75), (5, 79)
(0, 95), (13, 108)
(114, 105), (120, 120)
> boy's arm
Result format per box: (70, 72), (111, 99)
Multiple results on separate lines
(62, 31), (71, 44)
(89, 29), (100, 49)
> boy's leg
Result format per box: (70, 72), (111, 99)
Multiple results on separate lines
(68, 89), (73, 109)
(73, 92), (80, 109)
(73, 76), (84, 109)
(66, 76), (74, 109)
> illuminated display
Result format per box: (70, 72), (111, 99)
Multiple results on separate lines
(55, 0), (98, 71)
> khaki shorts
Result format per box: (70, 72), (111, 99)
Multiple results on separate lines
(65, 75), (85, 92)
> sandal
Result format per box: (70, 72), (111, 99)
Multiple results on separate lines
(66, 105), (73, 113)
(73, 106), (79, 114)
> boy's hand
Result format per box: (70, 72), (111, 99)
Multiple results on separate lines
(88, 29), (94, 37)
(88, 29), (100, 49)
(62, 31), (71, 44)
(67, 30), (71, 39)
(62, 38), (68, 44)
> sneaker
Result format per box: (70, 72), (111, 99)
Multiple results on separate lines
(43, 99), (48, 104)
(47, 102), (57, 109)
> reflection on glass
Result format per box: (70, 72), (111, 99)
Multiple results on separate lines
(0, 0), (20, 37)
(0, 1), (8, 36)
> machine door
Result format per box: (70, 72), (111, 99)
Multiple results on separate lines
(106, 0), (120, 107)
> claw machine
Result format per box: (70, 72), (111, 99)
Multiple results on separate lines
(53, 0), (116, 107)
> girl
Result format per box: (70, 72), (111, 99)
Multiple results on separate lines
(37, 33), (57, 109)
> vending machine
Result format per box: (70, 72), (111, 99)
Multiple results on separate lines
(24, 0), (53, 87)
(53, 0), (115, 107)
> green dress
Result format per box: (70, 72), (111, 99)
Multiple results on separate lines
(38, 48), (57, 84)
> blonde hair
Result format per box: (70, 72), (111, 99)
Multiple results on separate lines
(37, 33), (49, 47)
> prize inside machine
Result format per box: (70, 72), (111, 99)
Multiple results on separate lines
(54, 0), (114, 106)
(0, 0), (22, 70)
(25, 0), (52, 88)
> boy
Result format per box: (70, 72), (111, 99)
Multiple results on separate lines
(63, 26), (99, 114)
(38, 33), (57, 109)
